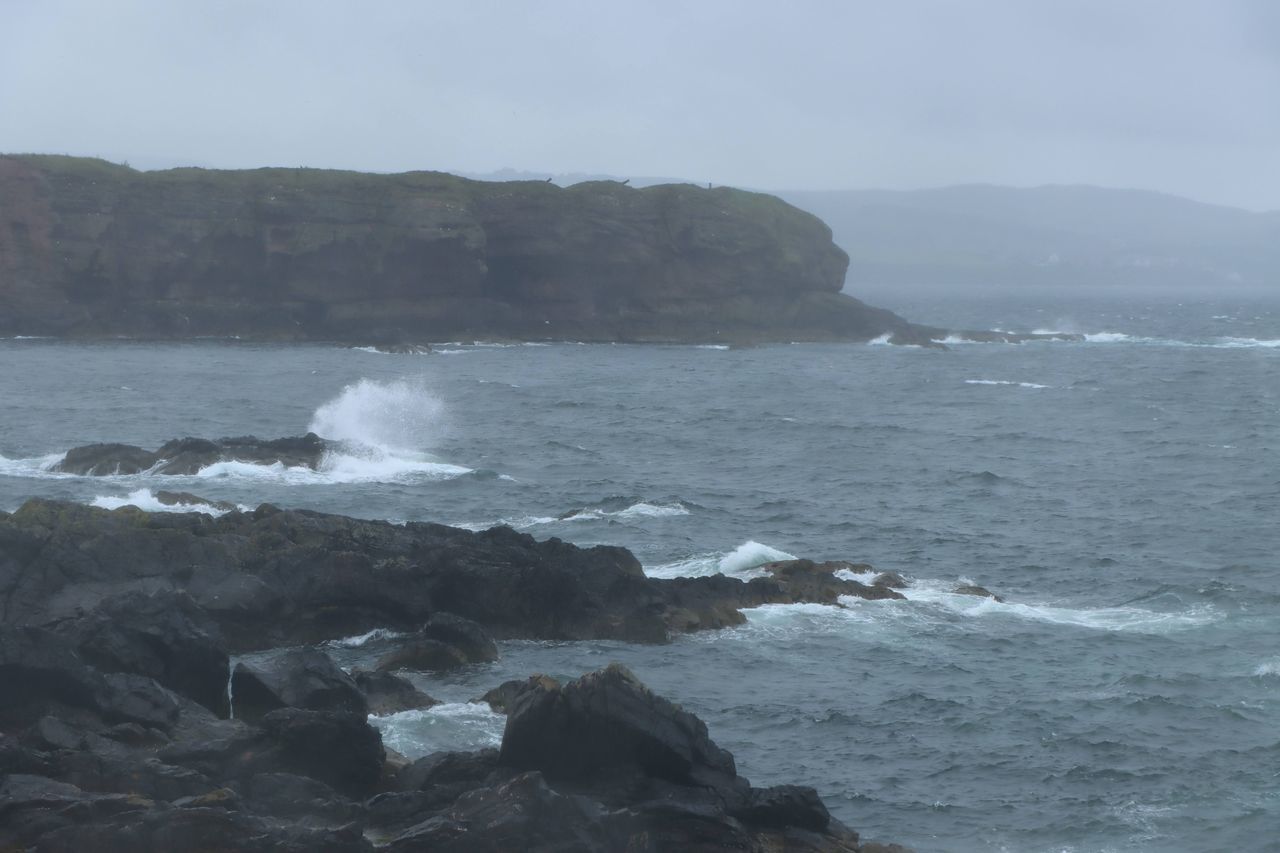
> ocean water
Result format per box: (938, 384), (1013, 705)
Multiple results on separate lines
(2, 291), (1278, 852)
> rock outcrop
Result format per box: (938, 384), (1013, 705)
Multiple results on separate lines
(0, 498), (906, 652)
(0, 154), (923, 344)
(52, 433), (331, 476)
(0, 498), (916, 851)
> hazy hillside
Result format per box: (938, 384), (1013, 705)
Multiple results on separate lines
(778, 185), (1280, 290)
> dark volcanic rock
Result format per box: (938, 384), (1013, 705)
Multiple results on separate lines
(0, 499), (906, 651)
(54, 590), (230, 716)
(953, 584), (1005, 602)
(872, 571), (909, 589)
(0, 154), (930, 344)
(479, 674), (560, 714)
(374, 639), (470, 673)
(230, 649), (366, 722)
(500, 663), (737, 785)
(52, 433), (331, 476)
(351, 669), (438, 716)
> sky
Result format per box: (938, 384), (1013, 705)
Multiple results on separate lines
(2, 0), (1278, 210)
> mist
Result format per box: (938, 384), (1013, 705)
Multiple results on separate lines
(3, 0), (1279, 210)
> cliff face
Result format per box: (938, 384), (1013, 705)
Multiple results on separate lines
(0, 155), (907, 342)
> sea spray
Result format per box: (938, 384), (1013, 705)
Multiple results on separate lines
(309, 378), (449, 453)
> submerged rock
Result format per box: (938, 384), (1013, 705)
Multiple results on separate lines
(953, 584), (1005, 602)
(350, 670), (438, 716)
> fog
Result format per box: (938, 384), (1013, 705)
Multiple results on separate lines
(2, 0), (1277, 210)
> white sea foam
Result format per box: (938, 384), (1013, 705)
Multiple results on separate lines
(694, 344), (730, 350)
(329, 627), (409, 648)
(834, 567), (882, 584)
(89, 488), (245, 516)
(867, 333), (892, 346)
(0, 451), (66, 478)
(459, 501), (690, 532)
(897, 584), (1216, 632)
(369, 702), (505, 757)
(1253, 660), (1280, 677)
(647, 540), (798, 579)
(965, 379), (1051, 389)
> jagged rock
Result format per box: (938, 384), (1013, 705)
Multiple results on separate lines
(735, 784), (831, 831)
(953, 585), (1004, 602)
(419, 612), (499, 663)
(240, 772), (359, 824)
(374, 639), (470, 673)
(230, 649), (366, 722)
(872, 571), (909, 589)
(52, 433), (331, 476)
(259, 708), (386, 797)
(350, 670), (437, 716)
(54, 590), (230, 716)
(479, 674), (560, 714)
(759, 559), (907, 604)
(153, 491), (239, 512)
(384, 771), (610, 852)
(500, 663), (737, 785)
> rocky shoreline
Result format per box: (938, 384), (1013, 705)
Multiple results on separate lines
(1, 498), (913, 851)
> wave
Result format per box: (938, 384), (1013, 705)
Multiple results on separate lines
(328, 627), (410, 648)
(458, 499), (692, 532)
(89, 488), (247, 516)
(894, 583), (1217, 632)
(964, 379), (1051, 389)
(867, 333), (892, 346)
(1254, 660), (1280, 677)
(1, 380), (475, 486)
(368, 701), (504, 758)
(646, 540), (797, 579)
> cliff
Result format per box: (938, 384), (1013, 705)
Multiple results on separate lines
(0, 155), (911, 343)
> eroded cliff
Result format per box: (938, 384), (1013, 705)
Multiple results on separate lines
(0, 155), (910, 342)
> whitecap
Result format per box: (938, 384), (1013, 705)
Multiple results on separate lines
(0, 451), (67, 478)
(458, 501), (689, 532)
(368, 702), (505, 757)
(89, 488), (244, 516)
(694, 344), (730, 350)
(867, 333), (892, 346)
(647, 540), (798, 579)
(964, 379), (1051, 389)
(1083, 332), (1140, 343)
(329, 627), (409, 648)
(1254, 660), (1280, 677)
(897, 585), (1216, 633)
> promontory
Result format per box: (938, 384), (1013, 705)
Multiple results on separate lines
(0, 155), (920, 344)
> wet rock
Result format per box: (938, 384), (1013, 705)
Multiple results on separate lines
(872, 571), (909, 589)
(154, 491), (239, 512)
(479, 674), (560, 714)
(55, 590), (231, 716)
(385, 771), (609, 853)
(374, 639), (470, 673)
(735, 784), (831, 831)
(953, 584), (1004, 602)
(351, 669), (438, 716)
(758, 559), (907, 604)
(52, 433), (332, 476)
(419, 612), (499, 663)
(241, 772), (359, 824)
(500, 663), (737, 786)
(259, 708), (386, 798)
(230, 649), (366, 722)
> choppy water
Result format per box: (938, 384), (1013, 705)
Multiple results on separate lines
(2, 292), (1278, 852)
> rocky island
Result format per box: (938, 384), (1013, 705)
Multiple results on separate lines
(0, 154), (924, 344)
(0, 497), (913, 851)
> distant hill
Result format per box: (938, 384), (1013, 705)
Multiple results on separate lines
(777, 185), (1280, 290)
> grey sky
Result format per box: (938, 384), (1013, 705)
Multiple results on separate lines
(3, 0), (1277, 209)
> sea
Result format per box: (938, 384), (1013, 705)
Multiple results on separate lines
(1, 289), (1277, 852)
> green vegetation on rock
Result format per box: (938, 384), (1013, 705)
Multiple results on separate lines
(0, 155), (910, 343)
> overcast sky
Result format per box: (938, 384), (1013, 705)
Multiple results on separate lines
(3, 0), (1277, 209)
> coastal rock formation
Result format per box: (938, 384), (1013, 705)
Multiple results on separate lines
(0, 499), (908, 651)
(52, 433), (332, 476)
(0, 154), (920, 344)
(0, 594), (906, 850)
